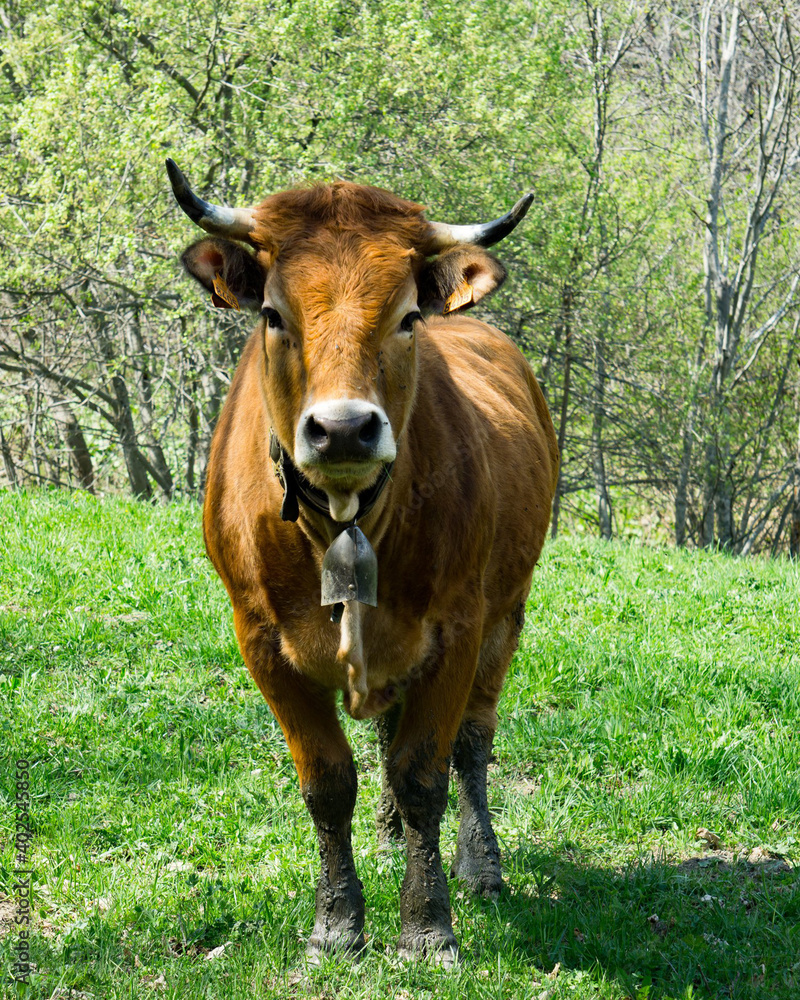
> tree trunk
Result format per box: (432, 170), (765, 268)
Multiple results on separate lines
(675, 384), (700, 547)
(702, 437), (716, 548)
(48, 395), (95, 493)
(186, 387), (199, 497)
(126, 309), (174, 499)
(197, 350), (227, 493)
(0, 423), (17, 488)
(550, 284), (574, 539)
(694, 3), (800, 548)
(711, 394), (733, 548)
(738, 324), (799, 548)
(28, 381), (42, 484)
(110, 371), (153, 499)
(88, 307), (154, 499)
(590, 286), (612, 540)
(699, 3), (738, 548)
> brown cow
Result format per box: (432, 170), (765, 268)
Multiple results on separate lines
(168, 160), (558, 966)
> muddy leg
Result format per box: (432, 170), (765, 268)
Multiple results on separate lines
(389, 748), (456, 965)
(374, 702), (404, 845)
(234, 612), (364, 959)
(386, 623), (483, 967)
(450, 719), (502, 899)
(450, 603), (525, 900)
(303, 757), (365, 958)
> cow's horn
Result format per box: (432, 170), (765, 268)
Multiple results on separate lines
(166, 159), (256, 239)
(426, 192), (534, 250)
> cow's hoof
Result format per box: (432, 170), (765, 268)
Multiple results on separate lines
(450, 855), (502, 900)
(397, 929), (459, 968)
(305, 930), (366, 964)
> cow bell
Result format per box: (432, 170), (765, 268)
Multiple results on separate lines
(321, 525), (378, 609)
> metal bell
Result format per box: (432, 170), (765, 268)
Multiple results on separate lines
(321, 525), (378, 608)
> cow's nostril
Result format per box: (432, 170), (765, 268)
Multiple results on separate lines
(359, 412), (381, 445)
(306, 416), (329, 448)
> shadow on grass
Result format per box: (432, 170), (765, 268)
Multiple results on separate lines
(479, 843), (800, 999)
(8, 845), (799, 1000)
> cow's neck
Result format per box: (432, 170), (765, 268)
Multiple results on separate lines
(268, 427), (395, 532)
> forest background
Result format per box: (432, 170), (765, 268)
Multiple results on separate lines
(1, 0), (799, 556)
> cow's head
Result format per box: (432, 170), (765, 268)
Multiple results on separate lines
(169, 160), (531, 520)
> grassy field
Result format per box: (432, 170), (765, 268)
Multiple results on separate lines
(1, 492), (799, 1000)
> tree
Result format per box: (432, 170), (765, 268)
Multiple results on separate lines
(672, 0), (800, 549)
(545, 0), (662, 540)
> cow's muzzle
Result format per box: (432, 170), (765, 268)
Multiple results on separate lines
(295, 400), (396, 473)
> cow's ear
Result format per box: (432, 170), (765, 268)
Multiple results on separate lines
(181, 238), (265, 311)
(418, 246), (507, 315)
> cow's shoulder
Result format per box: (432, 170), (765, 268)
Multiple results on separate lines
(415, 315), (552, 457)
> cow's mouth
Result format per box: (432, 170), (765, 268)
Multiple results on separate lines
(302, 459), (382, 489)
(302, 462), (385, 523)
(303, 462), (382, 489)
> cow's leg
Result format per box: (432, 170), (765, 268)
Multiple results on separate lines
(234, 612), (365, 959)
(303, 747), (364, 960)
(386, 624), (482, 966)
(374, 702), (404, 845)
(451, 602), (526, 899)
(450, 716), (501, 898)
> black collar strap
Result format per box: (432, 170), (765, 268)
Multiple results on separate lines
(269, 428), (394, 524)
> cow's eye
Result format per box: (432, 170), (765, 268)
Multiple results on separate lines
(399, 311), (422, 333)
(261, 306), (283, 329)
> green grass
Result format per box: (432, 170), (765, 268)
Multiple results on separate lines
(1, 491), (799, 1000)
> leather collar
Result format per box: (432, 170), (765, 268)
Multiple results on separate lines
(269, 428), (394, 524)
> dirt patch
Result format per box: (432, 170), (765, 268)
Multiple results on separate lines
(0, 894), (59, 939)
(508, 776), (540, 796)
(677, 848), (793, 877)
(0, 603), (30, 616)
(0, 897), (15, 936)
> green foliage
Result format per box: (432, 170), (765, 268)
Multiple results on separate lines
(0, 0), (798, 537)
(1, 493), (799, 998)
